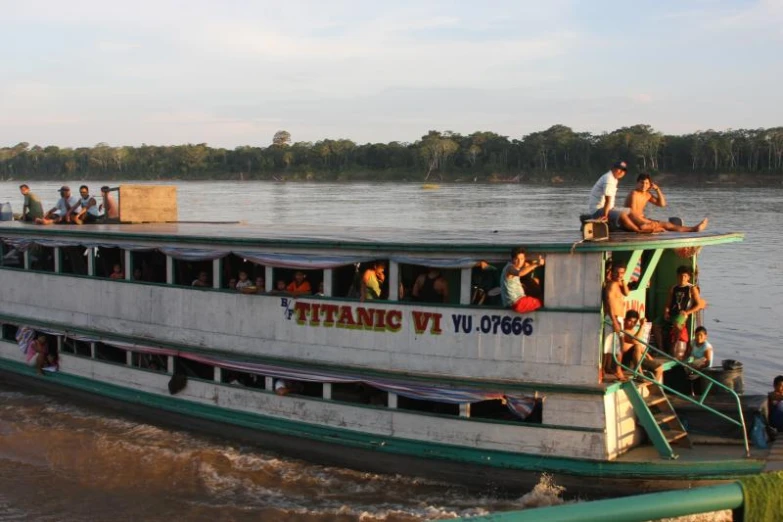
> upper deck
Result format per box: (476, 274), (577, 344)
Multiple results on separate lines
(0, 221), (744, 255)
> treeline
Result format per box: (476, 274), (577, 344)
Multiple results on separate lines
(2, 125), (782, 182)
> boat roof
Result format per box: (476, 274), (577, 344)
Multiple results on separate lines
(0, 221), (743, 254)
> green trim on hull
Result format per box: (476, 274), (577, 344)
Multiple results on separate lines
(0, 358), (764, 481)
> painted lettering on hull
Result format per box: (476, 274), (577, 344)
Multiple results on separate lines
(285, 298), (527, 337)
(291, 300), (403, 333)
(411, 311), (443, 335)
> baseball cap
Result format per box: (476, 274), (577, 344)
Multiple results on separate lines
(612, 161), (628, 172)
(59, 185), (71, 192)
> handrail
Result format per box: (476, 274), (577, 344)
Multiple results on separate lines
(448, 481), (746, 521)
(605, 319), (750, 457)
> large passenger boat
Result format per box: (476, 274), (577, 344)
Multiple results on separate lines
(0, 187), (775, 495)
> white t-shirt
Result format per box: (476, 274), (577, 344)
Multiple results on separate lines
(235, 279), (253, 290)
(54, 196), (81, 216)
(587, 171), (618, 212)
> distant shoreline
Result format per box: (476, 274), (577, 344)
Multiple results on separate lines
(2, 171), (780, 188)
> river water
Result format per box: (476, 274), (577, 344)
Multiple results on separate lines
(0, 180), (781, 521)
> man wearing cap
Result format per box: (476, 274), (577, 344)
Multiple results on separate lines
(35, 186), (81, 225)
(587, 161), (646, 232)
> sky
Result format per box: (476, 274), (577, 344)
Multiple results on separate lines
(1, 0), (781, 148)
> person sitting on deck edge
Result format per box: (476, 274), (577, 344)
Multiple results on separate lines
(73, 185), (104, 225)
(586, 162), (668, 234)
(18, 184), (44, 222)
(500, 247), (543, 315)
(36, 186), (81, 225)
(623, 173), (708, 233)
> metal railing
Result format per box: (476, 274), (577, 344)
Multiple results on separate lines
(449, 481), (745, 521)
(606, 319), (750, 457)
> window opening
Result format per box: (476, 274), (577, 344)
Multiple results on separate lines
(223, 254), (265, 293)
(271, 268), (322, 297)
(397, 396), (459, 416)
(174, 357), (214, 380)
(60, 246), (89, 275)
(29, 245), (55, 272)
(221, 369), (265, 388)
(95, 247), (124, 278)
(131, 251), (167, 283)
(331, 382), (387, 406)
(131, 352), (168, 372)
(1, 324), (19, 342)
(65, 339), (93, 358)
(1, 241), (22, 268)
(400, 264), (459, 305)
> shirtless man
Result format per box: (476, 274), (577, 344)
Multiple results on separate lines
(101, 186), (119, 220)
(624, 174), (708, 233)
(602, 264), (630, 381)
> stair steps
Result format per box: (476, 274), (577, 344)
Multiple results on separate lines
(622, 380), (692, 459)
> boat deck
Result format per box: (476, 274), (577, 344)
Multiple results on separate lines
(616, 441), (765, 464)
(0, 221), (744, 253)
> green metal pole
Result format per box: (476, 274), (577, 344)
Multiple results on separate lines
(450, 483), (743, 522)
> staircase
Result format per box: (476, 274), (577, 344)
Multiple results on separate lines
(622, 380), (692, 459)
(607, 319), (749, 458)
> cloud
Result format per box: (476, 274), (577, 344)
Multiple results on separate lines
(96, 41), (141, 52)
(631, 94), (653, 104)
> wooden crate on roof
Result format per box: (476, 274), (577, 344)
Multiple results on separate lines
(118, 185), (178, 223)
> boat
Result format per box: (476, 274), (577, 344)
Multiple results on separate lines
(0, 186), (773, 496)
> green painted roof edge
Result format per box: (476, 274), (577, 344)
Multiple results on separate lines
(0, 226), (745, 254)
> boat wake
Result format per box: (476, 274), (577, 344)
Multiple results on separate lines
(0, 384), (566, 521)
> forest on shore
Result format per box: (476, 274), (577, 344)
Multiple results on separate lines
(2, 124), (782, 183)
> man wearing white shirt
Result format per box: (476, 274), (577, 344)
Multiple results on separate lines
(35, 186), (81, 225)
(586, 161), (645, 232)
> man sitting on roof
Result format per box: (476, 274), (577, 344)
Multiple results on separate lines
(35, 186), (81, 225)
(19, 184), (44, 222)
(73, 185), (104, 225)
(623, 174), (708, 233)
(501, 248), (543, 314)
(586, 162), (668, 234)
(100, 186), (119, 220)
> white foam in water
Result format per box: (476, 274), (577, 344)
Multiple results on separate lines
(0, 382), (729, 521)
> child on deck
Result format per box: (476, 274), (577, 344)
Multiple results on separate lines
(109, 263), (124, 280)
(768, 376), (783, 432)
(685, 326), (714, 372)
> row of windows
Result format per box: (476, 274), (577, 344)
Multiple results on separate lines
(0, 242), (546, 307)
(0, 323), (541, 423)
